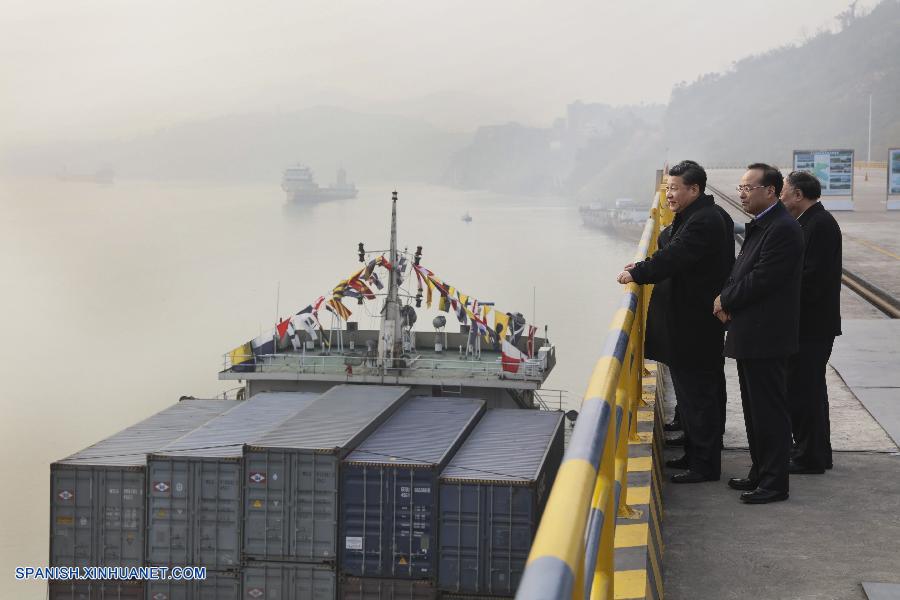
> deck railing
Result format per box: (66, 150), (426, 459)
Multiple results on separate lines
(516, 183), (672, 600)
(223, 351), (549, 380)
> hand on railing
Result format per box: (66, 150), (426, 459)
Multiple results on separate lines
(616, 270), (634, 284)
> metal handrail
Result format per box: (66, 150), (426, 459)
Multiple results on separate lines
(517, 184), (670, 600)
(223, 351), (549, 379)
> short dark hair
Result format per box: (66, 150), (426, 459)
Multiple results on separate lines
(786, 170), (822, 200)
(668, 160), (707, 193)
(746, 162), (784, 196)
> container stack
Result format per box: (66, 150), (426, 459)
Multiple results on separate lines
(48, 388), (564, 599)
(48, 398), (240, 599)
(437, 409), (564, 597)
(144, 392), (320, 598)
(340, 396), (486, 596)
(241, 385), (412, 600)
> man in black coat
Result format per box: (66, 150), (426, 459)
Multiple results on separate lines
(617, 160), (735, 483)
(714, 163), (803, 504)
(780, 170), (842, 473)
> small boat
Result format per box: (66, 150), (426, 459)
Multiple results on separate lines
(462, 212), (473, 223)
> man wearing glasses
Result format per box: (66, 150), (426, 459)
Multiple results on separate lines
(780, 170), (842, 474)
(617, 160), (734, 484)
(713, 163), (803, 504)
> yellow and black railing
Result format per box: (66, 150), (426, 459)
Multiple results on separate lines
(517, 181), (672, 600)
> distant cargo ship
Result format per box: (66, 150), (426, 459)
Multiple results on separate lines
(579, 197), (650, 236)
(282, 165), (357, 203)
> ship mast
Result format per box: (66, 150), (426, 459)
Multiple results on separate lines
(379, 191), (404, 368)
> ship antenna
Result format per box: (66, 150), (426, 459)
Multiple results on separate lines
(379, 191), (403, 369)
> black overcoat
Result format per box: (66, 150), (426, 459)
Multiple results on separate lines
(797, 202), (842, 341)
(721, 201), (804, 359)
(630, 194), (735, 368)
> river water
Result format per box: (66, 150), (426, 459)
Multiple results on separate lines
(0, 176), (636, 598)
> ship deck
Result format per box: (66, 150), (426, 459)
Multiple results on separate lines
(220, 330), (555, 391)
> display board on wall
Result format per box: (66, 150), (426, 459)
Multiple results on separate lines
(888, 148), (900, 210)
(793, 149), (854, 210)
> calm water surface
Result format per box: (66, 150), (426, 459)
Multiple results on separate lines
(0, 176), (635, 597)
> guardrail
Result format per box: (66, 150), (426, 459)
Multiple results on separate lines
(223, 351), (549, 380)
(517, 184), (672, 599)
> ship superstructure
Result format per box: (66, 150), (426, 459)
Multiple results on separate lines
(222, 191), (557, 410)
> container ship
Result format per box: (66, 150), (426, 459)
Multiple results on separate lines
(49, 192), (564, 599)
(282, 165), (358, 203)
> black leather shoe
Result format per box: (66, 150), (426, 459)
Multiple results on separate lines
(740, 488), (789, 504)
(665, 455), (689, 469)
(789, 460), (825, 475)
(727, 477), (758, 491)
(826, 461), (833, 470)
(663, 420), (682, 432)
(666, 434), (685, 447)
(671, 470), (719, 484)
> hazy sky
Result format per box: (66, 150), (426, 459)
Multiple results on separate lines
(0, 0), (881, 147)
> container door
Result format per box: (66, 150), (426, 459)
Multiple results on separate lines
(98, 469), (145, 568)
(147, 458), (191, 568)
(195, 459), (241, 569)
(196, 571), (240, 600)
(244, 563), (336, 600)
(341, 577), (438, 600)
(50, 467), (95, 568)
(290, 452), (338, 561)
(244, 449), (289, 561)
(341, 464), (387, 577)
(484, 485), (534, 595)
(48, 581), (144, 600)
(144, 580), (188, 600)
(437, 482), (481, 593)
(389, 468), (435, 579)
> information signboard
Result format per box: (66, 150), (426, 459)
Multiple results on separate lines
(889, 148), (900, 210)
(793, 149), (854, 210)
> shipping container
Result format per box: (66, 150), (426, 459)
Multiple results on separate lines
(47, 580), (143, 600)
(144, 570), (240, 600)
(340, 397), (485, 580)
(146, 393), (319, 570)
(437, 409), (564, 596)
(339, 577), (437, 600)
(243, 562), (336, 600)
(243, 385), (410, 563)
(50, 399), (239, 568)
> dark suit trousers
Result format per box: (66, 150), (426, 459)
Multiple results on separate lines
(788, 337), (835, 470)
(737, 358), (791, 492)
(669, 365), (725, 478)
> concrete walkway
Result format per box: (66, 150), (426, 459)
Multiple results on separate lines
(662, 449), (900, 600)
(659, 348), (900, 599)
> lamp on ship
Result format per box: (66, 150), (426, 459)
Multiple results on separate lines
(432, 315), (447, 353)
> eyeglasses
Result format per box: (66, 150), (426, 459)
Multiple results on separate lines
(735, 184), (769, 193)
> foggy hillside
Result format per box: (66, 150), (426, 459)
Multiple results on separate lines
(448, 0), (899, 199)
(664, 0), (900, 166)
(3, 106), (468, 184)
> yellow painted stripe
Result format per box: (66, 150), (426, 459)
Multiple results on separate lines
(627, 456), (652, 472)
(637, 410), (654, 422)
(628, 431), (653, 444)
(526, 459), (597, 567)
(628, 486), (650, 505)
(844, 233), (900, 261)
(614, 523), (649, 549)
(614, 569), (647, 599)
(650, 498), (663, 554)
(642, 376), (657, 385)
(648, 527), (664, 600)
(645, 363), (657, 372)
